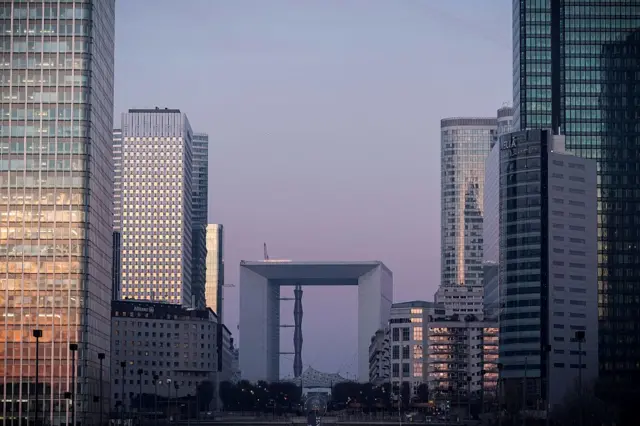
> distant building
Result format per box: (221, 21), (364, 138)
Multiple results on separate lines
(387, 301), (444, 398)
(434, 285), (484, 316)
(439, 116), (496, 314)
(117, 108), (194, 305)
(110, 300), (218, 412)
(426, 313), (498, 404)
(191, 133), (209, 309)
(486, 129), (598, 409)
(368, 328), (390, 386)
(113, 128), (123, 232)
(495, 106), (514, 141)
(205, 224), (224, 319)
(112, 231), (122, 300)
(482, 132), (501, 319)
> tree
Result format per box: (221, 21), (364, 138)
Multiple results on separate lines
(416, 383), (429, 403)
(196, 380), (215, 411)
(401, 382), (410, 411)
(551, 383), (619, 426)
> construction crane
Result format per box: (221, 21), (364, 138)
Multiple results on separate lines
(264, 242), (269, 260)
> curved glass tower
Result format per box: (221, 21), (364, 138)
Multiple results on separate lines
(0, 1), (115, 424)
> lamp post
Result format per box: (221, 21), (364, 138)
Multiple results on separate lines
(575, 331), (585, 426)
(167, 379), (172, 422)
(153, 376), (159, 425)
(33, 329), (42, 426)
(467, 375), (472, 420)
(174, 382), (180, 422)
(137, 368), (144, 419)
(120, 361), (126, 423)
(69, 343), (78, 426)
(98, 353), (105, 426)
(544, 345), (551, 426)
(186, 393), (192, 426)
(497, 363), (503, 426)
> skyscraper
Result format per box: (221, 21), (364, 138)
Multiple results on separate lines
(0, 1), (115, 424)
(489, 129), (598, 408)
(438, 117), (496, 314)
(205, 224), (224, 319)
(118, 108), (193, 305)
(191, 133), (209, 308)
(112, 129), (122, 301)
(484, 106), (513, 318)
(514, 0), (640, 390)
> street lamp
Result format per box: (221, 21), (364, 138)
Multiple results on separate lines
(186, 393), (192, 425)
(174, 382), (180, 421)
(137, 369), (144, 420)
(574, 331), (585, 426)
(167, 379), (172, 421)
(497, 363), (503, 426)
(153, 375), (159, 425)
(33, 329), (42, 426)
(69, 343), (78, 426)
(98, 353), (105, 426)
(120, 361), (126, 423)
(467, 375), (472, 420)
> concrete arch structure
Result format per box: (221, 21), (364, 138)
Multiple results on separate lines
(239, 261), (393, 382)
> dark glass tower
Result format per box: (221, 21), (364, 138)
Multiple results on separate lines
(514, 0), (640, 393)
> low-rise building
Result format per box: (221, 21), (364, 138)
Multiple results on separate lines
(387, 301), (448, 398)
(426, 313), (498, 405)
(368, 328), (390, 386)
(111, 300), (218, 412)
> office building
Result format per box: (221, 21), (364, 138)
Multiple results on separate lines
(488, 129), (597, 409)
(368, 328), (391, 386)
(113, 231), (122, 300)
(434, 285), (484, 316)
(495, 106), (513, 141)
(118, 108), (193, 305)
(513, 1), (640, 389)
(0, 1), (116, 424)
(205, 224), (224, 318)
(191, 133), (209, 308)
(387, 301), (443, 398)
(440, 117), (496, 313)
(482, 126), (502, 319)
(426, 313), (498, 406)
(111, 300), (218, 412)
(113, 128), (123, 231)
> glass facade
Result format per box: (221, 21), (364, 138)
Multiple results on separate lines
(0, 1), (115, 424)
(440, 117), (496, 295)
(514, 0), (640, 385)
(205, 224), (223, 319)
(191, 133), (208, 308)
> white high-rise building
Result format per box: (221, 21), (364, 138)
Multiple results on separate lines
(118, 108), (194, 305)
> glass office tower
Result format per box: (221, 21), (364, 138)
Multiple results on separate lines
(440, 117), (496, 313)
(191, 133), (208, 308)
(0, 1), (115, 424)
(205, 224), (224, 320)
(514, 0), (640, 391)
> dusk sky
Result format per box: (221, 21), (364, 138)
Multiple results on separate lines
(115, 0), (512, 378)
